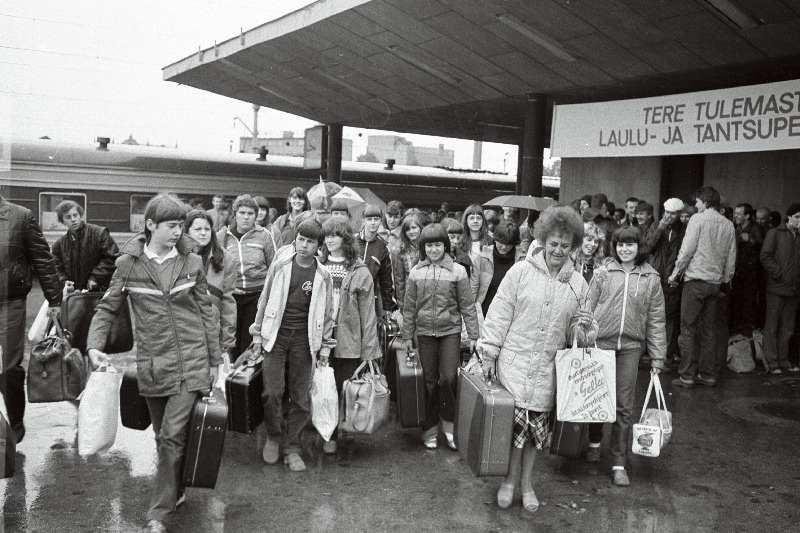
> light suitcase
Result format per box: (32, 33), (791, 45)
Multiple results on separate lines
(395, 348), (425, 428)
(550, 421), (588, 458)
(120, 363), (151, 430)
(225, 356), (264, 434)
(182, 390), (228, 488)
(454, 368), (515, 477)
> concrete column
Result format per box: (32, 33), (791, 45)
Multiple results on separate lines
(516, 146), (523, 195)
(519, 93), (547, 196)
(327, 123), (343, 184)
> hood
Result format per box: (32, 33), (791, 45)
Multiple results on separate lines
(119, 233), (197, 256)
(528, 248), (576, 283)
(604, 260), (658, 276)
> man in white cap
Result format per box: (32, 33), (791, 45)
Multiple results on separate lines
(646, 197), (686, 370)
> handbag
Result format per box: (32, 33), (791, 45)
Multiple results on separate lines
(339, 360), (390, 435)
(555, 337), (616, 423)
(62, 291), (133, 354)
(310, 359), (339, 441)
(27, 316), (91, 403)
(632, 373), (673, 457)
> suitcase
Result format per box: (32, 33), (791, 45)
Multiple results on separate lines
(377, 318), (400, 358)
(182, 390), (228, 489)
(225, 356), (264, 434)
(120, 363), (151, 430)
(550, 421), (588, 459)
(395, 348), (425, 428)
(62, 291), (133, 354)
(454, 368), (515, 477)
(382, 337), (404, 402)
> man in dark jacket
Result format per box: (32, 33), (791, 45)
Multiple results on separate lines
(731, 203), (765, 333)
(646, 198), (686, 369)
(51, 200), (119, 292)
(354, 204), (397, 317)
(759, 203), (800, 374)
(0, 195), (63, 442)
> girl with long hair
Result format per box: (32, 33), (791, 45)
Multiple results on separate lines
(272, 187), (310, 247)
(461, 204), (493, 258)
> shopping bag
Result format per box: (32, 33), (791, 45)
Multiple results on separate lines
(78, 365), (122, 456)
(27, 301), (50, 343)
(555, 339), (616, 423)
(339, 360), (390, 435)
(632, 373), (672, 457)
(310, 360), (339, 441)
(727, 334), (755, 373)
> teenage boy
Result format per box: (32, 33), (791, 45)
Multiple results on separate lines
(383, 200), (404, 254)
(355, 204), (397, 317)
(87, 194), (222, 533)
(250, 219), (336, 472)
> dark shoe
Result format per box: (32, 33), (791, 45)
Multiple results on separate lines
(612, 469), (630, 487)
(671, 377), (694, 388)
(147, 520), (167, 533)
(322, 440), (337, 455)
(586, 446), (601, 464)
(695, 375), (716, 387)
(11, 423), (25, 444)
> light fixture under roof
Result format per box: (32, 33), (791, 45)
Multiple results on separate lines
(495, 13), (576, 62)
(386, 45), (462, 85)
(702, 0), (763, 29)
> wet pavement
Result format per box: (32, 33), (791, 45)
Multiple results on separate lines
(2, 288), (800, 532)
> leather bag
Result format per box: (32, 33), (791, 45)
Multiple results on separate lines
(339, 360), (390, 435)
(62, 291), (133, 354)
(27, 317), (91, 403)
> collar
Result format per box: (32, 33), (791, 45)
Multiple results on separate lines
(144, 243), (178, 264)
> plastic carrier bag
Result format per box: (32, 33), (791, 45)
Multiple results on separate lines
(78, 365), (122, 456)
(632, 373), (672, 458)
(555, 338), (616, 423)
(311, 361), (339, 441)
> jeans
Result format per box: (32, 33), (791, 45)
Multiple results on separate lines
(0, 299), (27, 428)
(330, 356), (363, 441)
(145, 382), (199, 521)
(662, 283), (682, 362)
(262, 327), (313, 455)
(234, 292), (260, 357)
(416, 333), (461, 434)
(678, 280), (720, 381)
(763, 293), (800, 371)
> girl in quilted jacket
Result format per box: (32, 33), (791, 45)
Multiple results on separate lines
(401, 223), (479, 450)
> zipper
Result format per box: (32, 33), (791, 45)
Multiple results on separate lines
(231, 231), (246, 291)
(617, 269), (631, 350)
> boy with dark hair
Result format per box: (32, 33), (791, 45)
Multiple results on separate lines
(87, 193), (222, 533)
(250, 218), (336, 472)
(355, 204), (397, 317)
(384, 200), (405, 253)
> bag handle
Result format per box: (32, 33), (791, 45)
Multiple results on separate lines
(638, 373), (669, 432)
(638, 373), (657, 424)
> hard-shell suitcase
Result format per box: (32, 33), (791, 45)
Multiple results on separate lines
(383, 337), (404, 402)
(550, 421), (588, 458)
(182, 390), (228, 489)
(120, 363), (151, 430)
(454, 368), (515, 477)
(61, 291), (133, 354)
(395, 348), (425, 428)
(377, 318), (400, 358)
(225, 356), (264, 434)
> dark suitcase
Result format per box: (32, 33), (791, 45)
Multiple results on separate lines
(382, 337), (403, 402)
(395, 348), (425, 428)
(454, 368), (515, 477)
(225, 356), (264, 434)
(550, 421), (588, 459)
(182, 390), (228, 489)
(377, 318), (400, 358)
(62, 291), (133, 354)
(120, 363), (151, 430)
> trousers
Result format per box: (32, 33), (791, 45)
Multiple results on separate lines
(763, 293), (800, 371)
(678, 280), (720, 381)
(416, 333), (461, 434)
(0, 299), (27, 428)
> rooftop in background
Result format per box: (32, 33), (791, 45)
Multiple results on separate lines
(163, 0), (800, 145)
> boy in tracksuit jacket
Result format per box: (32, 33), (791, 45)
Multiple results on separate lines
(354, 203), (397, 317)
(250, 219), (336, 472)
(87, 194), (222, 533)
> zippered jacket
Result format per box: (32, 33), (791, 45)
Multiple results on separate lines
(672, 208), (736, 284)
(250, 252), (336, 360)
(87, 234), (222, 396)
(760, 223), (800, 296)
(354, 232), (397, 313)
(51, 222), (119, 291)
(205, 249), (237, 352)
(330, 260), (380, 360)
(587, 260), (666, 367)
(218, 225), (276, 294)
(401, 254), (479, 340)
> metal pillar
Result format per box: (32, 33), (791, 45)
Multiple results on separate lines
(327, 123), (343, 184)
(516, 146), (524, 195)
(519, 93), (547, 197)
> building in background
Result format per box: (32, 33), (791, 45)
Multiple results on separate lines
(240, 131), (353, 161)
(364, 135), (454, 167)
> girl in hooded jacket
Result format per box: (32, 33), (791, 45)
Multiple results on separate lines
(586, 226), (666, 487)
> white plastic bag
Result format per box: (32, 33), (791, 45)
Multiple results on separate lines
(727, 334), (756, 373)
(632, 373), (672, 457)
(310, 362), (338, 441)
(27, 301), (49, 343)
(78, 366), (122, 456)
(555, 339), (616, 423)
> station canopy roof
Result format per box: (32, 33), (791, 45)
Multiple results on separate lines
(163, 0), (800, 145)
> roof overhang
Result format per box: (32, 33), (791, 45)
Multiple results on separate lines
(163, 0), (800, 145)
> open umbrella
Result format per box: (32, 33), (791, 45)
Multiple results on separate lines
(331, 186), (365, 209)
(306, 178), (342, 205)
(484, 195), (556, 212)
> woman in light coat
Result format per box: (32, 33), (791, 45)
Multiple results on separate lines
(478, 205), (595, 513)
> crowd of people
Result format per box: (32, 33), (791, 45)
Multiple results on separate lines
(1, 183), (798, 530)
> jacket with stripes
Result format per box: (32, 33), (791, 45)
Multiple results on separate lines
(218, 225), (276, 294)
(87, 234), (222, 396)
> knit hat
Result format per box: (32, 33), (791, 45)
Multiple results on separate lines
(663, 198), (685, 212)
(363, 203), (383, 218)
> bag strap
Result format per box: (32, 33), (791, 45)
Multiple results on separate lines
(350, 360), (368, 380)
(638, 373), (657, 424)
(652, 375), (670, 432)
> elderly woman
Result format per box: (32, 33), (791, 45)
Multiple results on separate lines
(478, 205), (595, 513)
(585, 226), (665, 486)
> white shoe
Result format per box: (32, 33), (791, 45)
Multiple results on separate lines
(424, 436), (438, 449)
(444, 432), (456, 450)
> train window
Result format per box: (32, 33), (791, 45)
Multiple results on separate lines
(130, 194), (155, 232)
(39, 192), (87, 231)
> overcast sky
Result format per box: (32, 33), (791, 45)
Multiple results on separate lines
(1, 0), (553, 174)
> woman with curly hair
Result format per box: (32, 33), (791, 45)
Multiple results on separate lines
(478, 205), (595, 513)
(392, 213), (429, 313)
(319, 217), (380, 453)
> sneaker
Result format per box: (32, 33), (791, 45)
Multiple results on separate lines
(424, 436), (438, 449)
(586, 446), (601, 464)
(176, 492), (186, 508)
(444, 432), (456, 450)
(322, 440), (337, 455)
(768, 368), (783, 375)
(147, 520), (167, 533)
(612, 469), (630, 487)
(284, 453), (306, 472)
(11, 423), (25, 444)
(785, 365), (800, 373)
(262, 438), (280, 465)
(671, 377), (694, 388)
(695, 375), (716, 387)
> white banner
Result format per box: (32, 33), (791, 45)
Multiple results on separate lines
(550, 79), (800, 158)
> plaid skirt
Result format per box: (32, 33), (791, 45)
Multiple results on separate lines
(512, 408), (549, 449)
